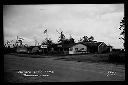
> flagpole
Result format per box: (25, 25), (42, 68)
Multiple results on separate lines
(43, 25), (48, 41)
(45, 28), (48, 41)
(46, 31), (48, 40)
(45, 26), (48, 40)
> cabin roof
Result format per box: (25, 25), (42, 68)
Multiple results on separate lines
(81, 42), (103, 47)
(55, 43), (86, 48)
(51, 42), (105, 48)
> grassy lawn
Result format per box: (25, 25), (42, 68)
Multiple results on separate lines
(8, 52), (125, 65)
(55, 54), (108, 63)
(54, 53), (125, 65)
(4, 53), (125, 82)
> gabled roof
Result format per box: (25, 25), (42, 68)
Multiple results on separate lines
(55, 42), (104, 48)
(80, 42), (103, 47)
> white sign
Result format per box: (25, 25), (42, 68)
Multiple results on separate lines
(41, 45), (47, 48)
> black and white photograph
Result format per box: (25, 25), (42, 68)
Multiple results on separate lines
(3, 4), (125, 82)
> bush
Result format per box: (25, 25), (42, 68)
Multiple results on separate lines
(4, 47), (17, 54)
(108, 52), (125, 64)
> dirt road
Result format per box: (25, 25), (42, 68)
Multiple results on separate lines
(4, 54), (125, 82)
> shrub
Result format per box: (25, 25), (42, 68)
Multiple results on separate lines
(108, 52), (125, 64)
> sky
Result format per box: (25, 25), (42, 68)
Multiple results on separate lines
(3, 4), (124, 48)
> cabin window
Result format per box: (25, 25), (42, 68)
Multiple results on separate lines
(81, 48), (84, 50)
(75, 48), (78, 51)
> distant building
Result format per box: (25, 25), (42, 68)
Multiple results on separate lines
(82, 42), (109, 53)
(32, 46), (40, 53)
(40, 44), (48, 54)
(69, 43), (87, 54)
(49, 42), (110, 54)
(16, 46), (28, 53)
(107, 45), (113, 52)
(27, 46), (41, 53)
(55, 43), (86, 54)
(15, 41), (111, 54)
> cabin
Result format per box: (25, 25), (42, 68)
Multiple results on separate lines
(49, 43), (87, 54)
(32, 46), (40, 53)
(68, 42), (109, 54)
(49, 42), (109, 54)
(82, 42), (109, 53)
(16, 45), (42, 54)
(40, 44), (49, 54)
(27, 46), (41, 53)
(69, 43), (87, 54)
(107, 45), (113, 52)
(15, 41), (110, 54)
(16, 46), (28, 53)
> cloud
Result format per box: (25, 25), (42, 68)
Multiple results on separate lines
(3, 4), (124, 48)
(100, 12), (124, 21)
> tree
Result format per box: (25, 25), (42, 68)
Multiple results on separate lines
(83, 36), (89, 42)
(18, 40), (23, 46)
(88, 36), (94, 42)
(62, 38), (75, 44)
(78, 35), (94, 43)
(58, 31), (66, 43)
(46, 38), (53, 45)
(42, 38), (53, 45)
(78, 37), (83, 42)
(119, 17), (125, 49)
(69, 37), (75, 44)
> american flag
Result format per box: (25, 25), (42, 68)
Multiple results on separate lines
(44, 29), (47, 34)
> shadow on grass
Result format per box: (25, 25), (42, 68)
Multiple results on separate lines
(54, 53), (125, 65)
(4, 71), (21, 83)
(7, 53), (69, 58)
(6, 52), (125, 65)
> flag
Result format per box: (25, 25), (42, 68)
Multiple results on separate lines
(44, 29), (47, 34)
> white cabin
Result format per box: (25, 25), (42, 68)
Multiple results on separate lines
(69, 43), (87, 54)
